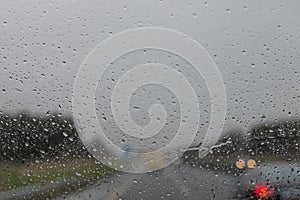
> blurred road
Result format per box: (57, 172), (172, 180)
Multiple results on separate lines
(59, 160), (300, 200)
(60, 163), (238, 200)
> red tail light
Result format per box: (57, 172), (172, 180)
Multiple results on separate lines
(253, 183), (275, 199)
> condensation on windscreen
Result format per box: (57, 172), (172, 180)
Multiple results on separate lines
(0, 0), (299, 199)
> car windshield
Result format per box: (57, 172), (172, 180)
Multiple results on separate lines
(0, 1), (299, 200)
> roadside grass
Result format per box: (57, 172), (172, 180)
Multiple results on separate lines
(0, 157), (114, 192)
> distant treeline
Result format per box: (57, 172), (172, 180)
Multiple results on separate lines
(211, 120), (300, 158)
(0, 112), (88, 161)
(249, 120), (300, 156)
(1, 112), (300, 161)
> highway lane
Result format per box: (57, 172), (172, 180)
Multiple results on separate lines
(60, 163), (238, 200)
(59, 160), (300, 200)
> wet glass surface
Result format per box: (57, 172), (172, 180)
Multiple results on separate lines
(0, 1), (299, 199)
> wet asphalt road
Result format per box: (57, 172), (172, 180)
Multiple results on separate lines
(59, 161), (300, 200)
(60, 163), (238, 200)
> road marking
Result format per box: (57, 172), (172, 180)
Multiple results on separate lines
(105, 174), (141, 200)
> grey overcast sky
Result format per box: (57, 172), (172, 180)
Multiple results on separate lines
(0, 0), (300, 138)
